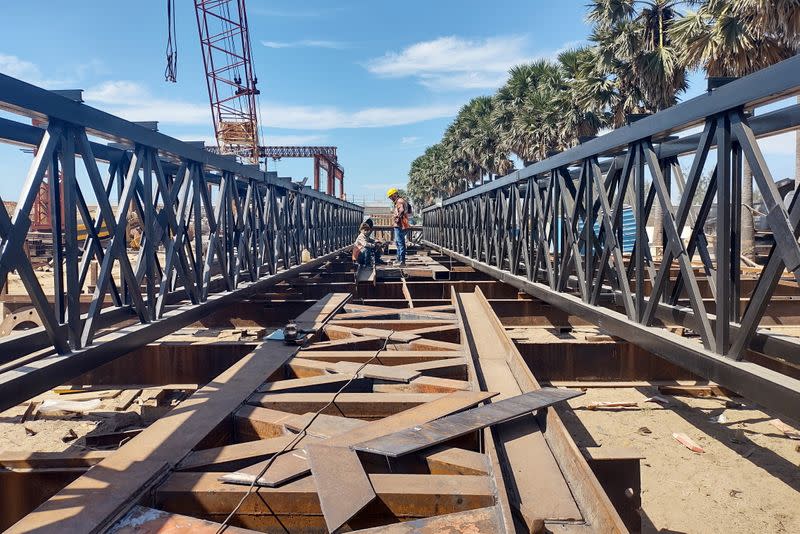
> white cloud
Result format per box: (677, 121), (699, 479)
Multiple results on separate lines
(261, 102), (458, 130)
(262, 40), (347, 49)
(83, 79), (456, 130)
(365, 36), (587, 92)
(0, 53), (70, 88)
(401, 136), (420, 145)
(84, 80), (210, 125)
(365, 36), (531, 91)
(0, 53), (42, 82)
(758, 132), (797, 156)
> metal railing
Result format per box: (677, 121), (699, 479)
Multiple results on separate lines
(0, 73), (363, 356)
(423, 55), (800, 420)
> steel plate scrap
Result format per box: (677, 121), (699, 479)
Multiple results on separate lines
(353, 388), (583, 457)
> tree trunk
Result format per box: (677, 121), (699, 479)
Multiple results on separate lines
(796, 96), (800, 189)
(742, 158), (755, 261)
(652, 201), (664, 259)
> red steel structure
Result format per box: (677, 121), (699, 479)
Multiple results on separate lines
(194, 0), (261, 164)
(260, 146), (345, 199)
(194, 1), (345, 198)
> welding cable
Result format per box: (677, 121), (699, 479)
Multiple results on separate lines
(215, 331), (395, 532)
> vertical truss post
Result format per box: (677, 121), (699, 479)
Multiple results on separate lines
(716, 114), (732, 355)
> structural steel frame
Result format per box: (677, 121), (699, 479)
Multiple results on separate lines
(0, 73), (362, 410)
(423, 55), (800, 420)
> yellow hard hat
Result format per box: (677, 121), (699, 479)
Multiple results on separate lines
(386, 187), (398, 198)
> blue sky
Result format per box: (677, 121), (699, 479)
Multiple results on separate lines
(0, 0), (796, 204)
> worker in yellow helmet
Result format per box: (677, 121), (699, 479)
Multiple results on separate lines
(387, 187), (411, 266)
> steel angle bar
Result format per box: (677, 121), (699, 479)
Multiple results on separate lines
(353, 388), (582, 457)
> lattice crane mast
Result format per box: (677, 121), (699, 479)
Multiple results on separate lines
(190, 0), (345, 197)
(194, 0), (260, 164)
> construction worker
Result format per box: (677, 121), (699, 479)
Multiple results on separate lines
(353, 222), (381, 266)
(362, 218), (386, 264)
(387, 187), (410, 265)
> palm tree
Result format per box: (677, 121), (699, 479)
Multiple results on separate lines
(449, 97), (513, 182)
(587, 0), (689, 258)
(672, 0), (798, 260)
(556, 47), (610, 143)
(492, 61), (563, 163)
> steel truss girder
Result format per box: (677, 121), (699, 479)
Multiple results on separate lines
(0, 74), (363, 408)
(422, 56), (800, 420)
(425, 242), (800, 422)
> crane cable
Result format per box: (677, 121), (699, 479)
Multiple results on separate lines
(165, 0), (178, 82)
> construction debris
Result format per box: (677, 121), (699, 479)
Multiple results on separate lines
(769, 419), (800, 440)
(673, 432), (705, 453)
(38, 398), (101, 415)
(585, 401), (638, 410)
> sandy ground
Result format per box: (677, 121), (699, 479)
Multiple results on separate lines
(559, 386), (800, 533)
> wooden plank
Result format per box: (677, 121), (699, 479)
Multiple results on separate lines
(306, 444), (376, 532)
(111, 505), (261, 533)
(247, 392), (448, 419)
(328, 361), (421, 382)
(7, 294), (352, 534)
(353, 389), (582, 457)
(401, 277), (415, 308)
(157, 472), (495, 519)
(113, 389), (141, 411)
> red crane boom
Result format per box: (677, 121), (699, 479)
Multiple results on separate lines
(194, 0), (260, 164)
(192, 0), (345, 197)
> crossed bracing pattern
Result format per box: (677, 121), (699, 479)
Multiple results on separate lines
(0, 121), (360, 354)
(425, 108), (800, 362)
